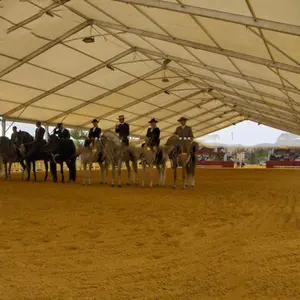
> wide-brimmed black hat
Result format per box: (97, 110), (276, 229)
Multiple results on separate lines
(149, 118), (158, 123)
(178, 116), (188, 122)
(118, 115), (125, 119)
(91, 119), (99, 123)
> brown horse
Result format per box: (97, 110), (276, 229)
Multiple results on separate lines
(0, 136), (27, 180)
(166, 136), (198, 189)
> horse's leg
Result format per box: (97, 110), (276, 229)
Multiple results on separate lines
(88, 162), (92, 185)
(99, 162), (104, 184)
(111, 162), (115, 187)
(103, 161), (108, 184)
(141, 162), (146, 187)
(132, 159), (138, 185)
(125, 161), (131, 185)
(8, 161), (12, 180)
(50, 162), (57, 182)
(162, 163), (166, 186)
(60, 162), (64, 183)
(182, 162), (187, 189)
(118, 159), (122, 187)
(20, 160), (26, 180)
(26, 160), (31, 181)
(156, 164), (161, 186)
(173, 162), (177, 189)
(73, 160), (77, 182)
(4, 162), (8, 180)
(83, 162), (87, 185)
(32, 161), (37, 182)
(149, 163), (153, 187)
(44, 160), (48, 181)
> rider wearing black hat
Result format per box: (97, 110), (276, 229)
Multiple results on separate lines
(85, 119), (101, 147)
(142, 118), (160, 148)
(115, 115), (130, 146)
(54, 123), (70, 139)
(26, 121), (46, 157)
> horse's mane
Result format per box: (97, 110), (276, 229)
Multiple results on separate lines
(102, 130), (121, 147)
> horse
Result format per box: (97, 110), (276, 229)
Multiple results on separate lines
(45, 134), (77, 183)
(138, 144), (168, 187)
(0, 136), (27, 180)
(101, 130), (138, 187)
(166, 135), (198, 189)
(16, 131), (49, 182)
(77, 138), (108, 185)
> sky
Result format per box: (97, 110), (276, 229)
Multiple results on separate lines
(0, 119), (290, 147)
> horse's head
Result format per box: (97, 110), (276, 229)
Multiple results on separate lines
(15, 131), (33, 147)
(102, 130), (122, 148)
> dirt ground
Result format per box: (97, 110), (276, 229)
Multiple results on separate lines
(1, 168), (300, 300)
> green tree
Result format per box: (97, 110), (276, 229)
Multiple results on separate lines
(70, 129), (85, 148)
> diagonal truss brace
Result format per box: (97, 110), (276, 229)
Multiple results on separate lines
(137, 47), (300, 95)
(4, 48), (135, 117)
(80, 78), (187, 127)
(7, 0), (71, 33)
(113, 0), (300, 37)
(127, 89), (209, 124)
(232, 107), (300, 134)
(129, 97), (219, 134)
(93, 20), (300, 74)
(47, 66), (165, 124)
(0, 20), (91, 78)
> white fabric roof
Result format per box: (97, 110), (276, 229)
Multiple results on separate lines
(0, 0), (300, 139)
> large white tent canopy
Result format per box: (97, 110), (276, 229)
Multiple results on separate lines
(0, 0), (300, 139)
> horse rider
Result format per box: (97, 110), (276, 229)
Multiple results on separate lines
(174, 116), (196, 153)
(11, 126), (20, 159)
(11, 126), (18, 142)
(140, 118), (160, 163)
(54, 123), (70, 139)
(26, 121), (46, 157)
(115, 115), (129, 146)
(85, 119), (101, 147)
(144, 118), (160, 149)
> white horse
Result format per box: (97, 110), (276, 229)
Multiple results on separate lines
(78, 139), (108, 185)
(138, 144), (168, 187)
(101, 130), (138, 187)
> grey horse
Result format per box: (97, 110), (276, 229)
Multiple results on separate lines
(101, 130), (138, 187)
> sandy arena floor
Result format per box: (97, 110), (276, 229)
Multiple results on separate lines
(1, 168), (300, 300)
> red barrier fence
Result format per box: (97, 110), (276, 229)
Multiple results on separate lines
(266, 161), (300, 168)
(197, 161), (234, 168)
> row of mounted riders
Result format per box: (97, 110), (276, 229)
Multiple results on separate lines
(0, 118), (198, 188)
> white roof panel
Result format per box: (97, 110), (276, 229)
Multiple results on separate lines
(0, 0), (299, 136)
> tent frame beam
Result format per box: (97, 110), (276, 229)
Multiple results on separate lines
(4, 48), (135, 117)
(1, 117), (6, 136)
(94, 20), (300, 74)
(129, 98), (221, 134)
(7, 0), (71, 33)
(137, 47), (300, 95)
(113, 0), (300, 37)
(79, 78), (187, 127)
(0, 20), (91, 78)
(47, 66), (165, 124)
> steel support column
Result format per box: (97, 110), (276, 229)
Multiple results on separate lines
(1, 117), (6, 136)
